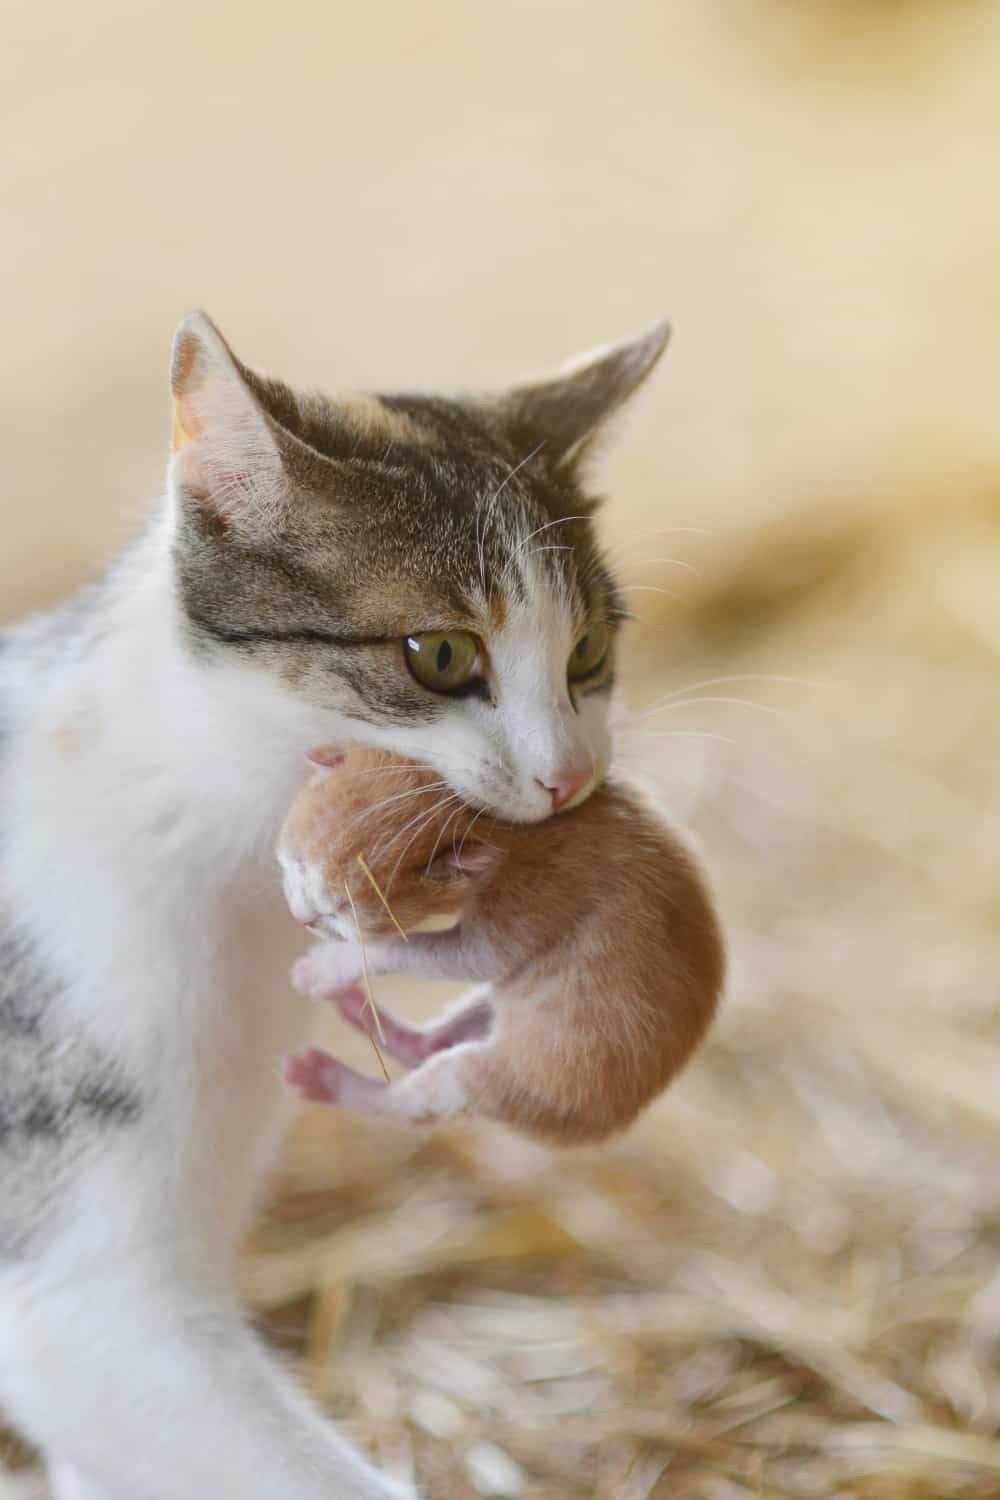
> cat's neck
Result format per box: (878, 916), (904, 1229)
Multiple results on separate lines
(50, 509), (342, 868)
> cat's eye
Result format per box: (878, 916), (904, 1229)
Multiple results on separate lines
(568, 622), (611, 683)
(404, 630), (483, 695)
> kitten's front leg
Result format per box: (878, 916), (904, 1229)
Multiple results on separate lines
(292, 938), (366, 999)
(292, 927), (503, 1001)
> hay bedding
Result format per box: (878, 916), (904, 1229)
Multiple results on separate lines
(3, 505), (1000, 1497)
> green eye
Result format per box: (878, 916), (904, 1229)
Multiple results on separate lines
(568, 622), (611, 682)
(404, 631), (482, 694)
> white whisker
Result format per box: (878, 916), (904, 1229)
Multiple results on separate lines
(423, 800), (468, 875)
(385, 794), (464, 894)
(631, 672), (817, 713)
(337, 780), (450, 846)
(479, 441), (546, 589)
(622, 695), (786, 724)
(510, 513), (591, 559)
(616, 729), (738, 747)
(615, 583), (675, 597)
(455, 805), (489, 863)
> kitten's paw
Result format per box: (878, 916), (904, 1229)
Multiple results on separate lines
(283, 1047), (345, 1103)
(291, 943), (363, 999)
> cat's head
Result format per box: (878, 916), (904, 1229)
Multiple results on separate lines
(168, 311), (669, 822)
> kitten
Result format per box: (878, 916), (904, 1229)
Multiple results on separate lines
(0, 311), (669, 1498)
(280, 747), (724, 1142)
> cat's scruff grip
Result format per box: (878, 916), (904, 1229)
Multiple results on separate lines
(279, 747), (725, 1144)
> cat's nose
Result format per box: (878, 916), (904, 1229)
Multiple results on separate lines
(536, 761), (594, 812)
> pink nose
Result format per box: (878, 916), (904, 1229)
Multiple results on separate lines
(536, 762), (594, 812)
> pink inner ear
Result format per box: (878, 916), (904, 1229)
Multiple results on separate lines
(429, 844), (495, 879)
(457, 844), (497, 875)
(305, 745), (347, 769)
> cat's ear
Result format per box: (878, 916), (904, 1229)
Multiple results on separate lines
(169, 311), (288, 535)
(496, 318), (671, 472)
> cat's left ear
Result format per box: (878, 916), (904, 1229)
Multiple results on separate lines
(496, 318), (671, 473)
(169, 311), (291, 537)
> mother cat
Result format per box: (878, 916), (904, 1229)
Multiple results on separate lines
(0, 311), (668, 1499)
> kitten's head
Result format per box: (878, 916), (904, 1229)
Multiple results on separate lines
(278, 746), (498, 940)
(169, 311), (669, 822)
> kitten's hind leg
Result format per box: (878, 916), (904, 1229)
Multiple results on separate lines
(334, 986), (493, 1067)
(284, 1042), (491, 1126)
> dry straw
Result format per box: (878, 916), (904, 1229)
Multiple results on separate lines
(5, 503), (1000, 1497)
(343, 877), (390, 1083)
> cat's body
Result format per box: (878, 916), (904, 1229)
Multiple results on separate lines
(0, 311), (670, 1498)
(281, 748), (724, 1142)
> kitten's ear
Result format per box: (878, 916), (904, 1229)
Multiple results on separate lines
(305, 745), (348, 769)
(169, 311), (287, 535)
(497, 318), (671, 472)
(304, 745), (348, 782)
(425, 844), (497, 882)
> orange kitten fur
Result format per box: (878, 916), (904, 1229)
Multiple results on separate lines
(279, 747), (724, 1144)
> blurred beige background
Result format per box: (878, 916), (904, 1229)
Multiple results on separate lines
(4, 0), (1000, 617)
(5, 4), (1000, 1497)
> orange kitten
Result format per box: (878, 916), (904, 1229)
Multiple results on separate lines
(279, 746), (724, 1144)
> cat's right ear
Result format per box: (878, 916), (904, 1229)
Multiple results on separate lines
(169, 312), (286, 537)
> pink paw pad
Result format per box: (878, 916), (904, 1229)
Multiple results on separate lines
(282, 1047), (344, 1102)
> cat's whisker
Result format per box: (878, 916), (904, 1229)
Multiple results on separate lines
(628, 671), (818, 714)
(620, 695), (787, 724)
(368, 786), (461, 865)
(615, 583), (676, 598)
(365, 794), (450, 869)
(600, 525), (713, 568)
(384, 794), (464, 894)
(509, 513), (591, 560)
(616, 729), (739, 747)
(334, 780), (451, 845)
(423, 800), (468, 875)
(620, 555), (700, 577)
(522, 544), (574, 562)
(455, 804), (489, 863)
(479, 441), (546, 587)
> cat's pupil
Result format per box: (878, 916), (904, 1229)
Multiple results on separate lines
(436, 640), (453, 672)
(576, 636), (588, 657)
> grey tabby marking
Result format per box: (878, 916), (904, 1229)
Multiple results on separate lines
(171, 320), (666, 726)
(0, 922), (141, 1259)
(0, 315), (668, 1260)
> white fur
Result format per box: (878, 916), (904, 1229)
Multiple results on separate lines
(358, 550), (610, 824)
(0, 498), (610, 1496)
(0, 514), (412, 1499)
